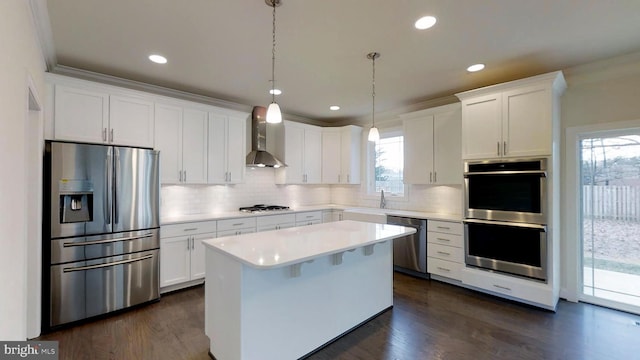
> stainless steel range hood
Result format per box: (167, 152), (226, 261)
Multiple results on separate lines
(246, 106), (286, 168)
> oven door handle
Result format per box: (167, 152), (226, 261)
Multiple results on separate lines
(463, 218), (546, 231)
(62, 233), (154, 247)
(62, 254), (154, 273)
(463, 170), (547, 177)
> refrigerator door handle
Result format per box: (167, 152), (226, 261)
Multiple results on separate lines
(62, 233), (154, 247)
(114, 148), (120, 224)
(105, 148), (112, 225)
(62, 254), (154, 273)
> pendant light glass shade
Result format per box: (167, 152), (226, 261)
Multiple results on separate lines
(368, 126), (380, 142)
(266, 102), (282, 124)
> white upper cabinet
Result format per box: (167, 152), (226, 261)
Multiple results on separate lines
(321, 125), (362, 184)
(208, 111), (247, 184)
(53, 85), (109, 144)
(51, 77), (154, 148)
(456, 71), (566, 160)
(154, 103), (208, 184)
(274, 121), (322, 184)
(109, 95), (154, 148)
(401, 104), (461, 185)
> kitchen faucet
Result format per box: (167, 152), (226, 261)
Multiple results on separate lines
(380, 189), (386, 209)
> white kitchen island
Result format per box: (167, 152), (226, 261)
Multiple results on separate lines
(202, 220), (416, 360)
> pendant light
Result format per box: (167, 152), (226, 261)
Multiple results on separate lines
(367, 52), (380, 142)
(266, 0), (282, 124)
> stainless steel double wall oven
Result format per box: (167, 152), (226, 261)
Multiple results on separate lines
(43, 141), (161, 329)
(463, 158), (548, 281)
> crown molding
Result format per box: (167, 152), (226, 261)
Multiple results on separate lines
(29, 0), (56, 71)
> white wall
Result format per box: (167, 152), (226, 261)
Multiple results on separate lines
(560, 52), (640, 300)
(0, 0), (46, 340)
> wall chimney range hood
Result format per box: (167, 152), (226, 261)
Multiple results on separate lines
(246, 106), (286, 168)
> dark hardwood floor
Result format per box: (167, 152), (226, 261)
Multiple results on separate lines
(38, 273), (640, 360)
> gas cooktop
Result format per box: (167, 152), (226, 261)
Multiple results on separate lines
(239, 204), (291, 213)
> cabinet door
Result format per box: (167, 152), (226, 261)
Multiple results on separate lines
(403, 115), (434, 184)
(109, 95), (154, 148)
(322, 130), (341, 184)
(433, 109), (462, 184)
(160, 236), (190, 287)
(191, 232), (214, 280)
(54, 85), (108, 144)
(226, 116), (246, 183)
(154, 104), (183, 184)
(461, 94), (502, 159)
(503, 85), (552, 157)
(207, 114), (228, 183)
(341, 126), (362, 184)
(182, 109), (208, 184)
(304, 128), (323, 184)
(283, 124), (305, 183)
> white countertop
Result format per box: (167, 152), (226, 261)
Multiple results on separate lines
(202, 220), (416, 269)
(161, 204), (461, 225)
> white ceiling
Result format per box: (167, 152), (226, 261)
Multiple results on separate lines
(44, 0), (640, 122)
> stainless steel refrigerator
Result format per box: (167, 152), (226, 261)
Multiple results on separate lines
(43, 141), (160, 329)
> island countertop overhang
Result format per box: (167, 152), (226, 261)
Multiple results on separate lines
(202, 220), (416, 269)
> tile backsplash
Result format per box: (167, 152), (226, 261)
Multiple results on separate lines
(161, 167), (462, 218)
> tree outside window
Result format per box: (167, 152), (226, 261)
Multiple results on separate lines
(373, 135), (404, 196)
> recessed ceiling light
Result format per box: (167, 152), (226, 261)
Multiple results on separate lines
(467, 63), (485, 72)
(329, 105), (340, 111)
(148, 54), (167, 64)
(415, 16), (437, 30)
(269, 89), (282, 95)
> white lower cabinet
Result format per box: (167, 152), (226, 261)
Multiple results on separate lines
(427, 220), (464, 281)
(322, 209), (343, 223)
(295, 211), (323, 226)
(216, 217), (257, 237)
(160, 221), (217, 290)
(256, 214), (296, 232)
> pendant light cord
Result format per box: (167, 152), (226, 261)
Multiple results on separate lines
(271, 1), (277, 104)
(372, 54), (376, 127)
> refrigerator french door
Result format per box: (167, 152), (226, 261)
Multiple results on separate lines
(43, 141), (160, 329)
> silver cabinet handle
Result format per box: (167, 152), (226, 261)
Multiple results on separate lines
(227, 172), (231, 182)
(436, 237), (450, 242)
(436, 251), (451, 256)
(179, 170), (182, 182)
(110, 128), (114, 142)
(184, 170), (187, 182)
(436, 267), (451, 272)
(191, 237), (195, 250)
(102, 128), (107, 141)
(437, 226), (450, 230)
(187, 236), (191, 250)
(232, 223), (244, 226)
(183, 228), (198, 232)
(497, 141), (500, 156)
(347, 174), (350, 183)
(430, 172), (433, 183)
(63, 233), (153, 247)
(63, 254), (154, 273)
(338, 174), (341, 183)
(503, 141), (507, 155)
(434, 172), (437, 183)
(493, 284), (512, 291)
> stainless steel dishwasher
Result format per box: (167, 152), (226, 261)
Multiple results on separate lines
(386, 216), (428, 277)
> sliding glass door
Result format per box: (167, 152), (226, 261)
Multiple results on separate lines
(580, 132), (640, 311)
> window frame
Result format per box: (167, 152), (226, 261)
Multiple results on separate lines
(365, 126), (408, 201)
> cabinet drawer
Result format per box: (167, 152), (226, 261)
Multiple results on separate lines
(427, 231), (463, 248)
(295, 211), (322, 222)
(427, 243), (463, 262)
(162, 221), (217, 238)
(256, 214), (297, 227)
(460, 267), (554, 307)
(217, 217), (257, 232)
(428, 258), (462, 281)
(427, 220), (463, 235)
